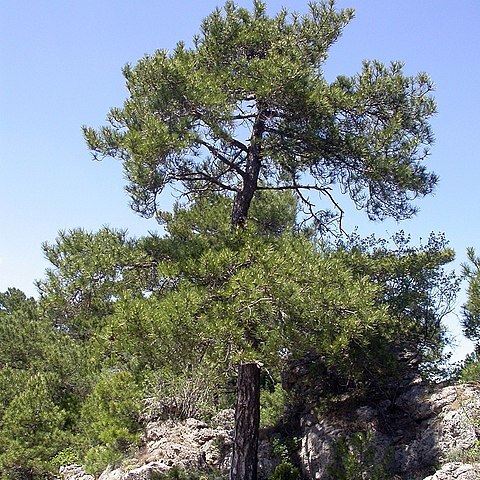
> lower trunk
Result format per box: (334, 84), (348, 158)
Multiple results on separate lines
(230, 362), (261, 480)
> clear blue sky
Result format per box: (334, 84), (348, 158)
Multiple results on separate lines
(1, 1), (479, 361)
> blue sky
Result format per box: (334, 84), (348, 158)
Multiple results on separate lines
(1, 1), (479, 361)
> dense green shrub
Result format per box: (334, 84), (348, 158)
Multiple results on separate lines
(270, 462), (300, 480)
(260, 383), (288, 428)
(0, 374), (69, 479)
(328, 432), (391, 480)
(151, 466), (227, 480)
(79, 371), (142, 474)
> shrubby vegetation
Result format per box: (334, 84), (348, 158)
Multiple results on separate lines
(457, 248), (480, 383)
(0, 194), (460, 478)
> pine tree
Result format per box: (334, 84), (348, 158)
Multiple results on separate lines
(84, 2), (438, 477)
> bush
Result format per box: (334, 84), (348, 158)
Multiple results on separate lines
(260, 384), (288, 427)
(79, 370), (142, 474)
(84, 445), (124, 475)
(0, 374), (68, 479)
(270, 437), (301, 480)
(458, 354), (480, 383)
(328, 431), (391, 480)
(270, 462), (300, 480)
(151, 466), (227, 480)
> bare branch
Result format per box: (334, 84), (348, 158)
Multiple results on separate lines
(197, 139), (246, 177)
(256, 184), (330, 193)
(230, 113), (257, 121)
(170, 169), (240, 193)
(257, 181), (345, 234)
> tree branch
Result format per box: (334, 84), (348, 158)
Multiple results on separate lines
(171, 169), (240, 193)
(197, 139), (246, 177)
(257, 182), (345, 234)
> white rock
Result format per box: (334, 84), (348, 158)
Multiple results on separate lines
(59, 465), (94, 480)
(423, 462), (480, 480)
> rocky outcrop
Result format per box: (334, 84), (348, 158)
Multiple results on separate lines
(300, 383), (480, 479)
(97, 413), (234, 480)
(59, 465), (95, 480)
(69, 411), (274, 480)
(61, 383), (480, 480)
(423, 462), (480, 479)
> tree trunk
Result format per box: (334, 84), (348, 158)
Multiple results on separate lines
(231, 109), (265, 228)
(230, 362), (261, 480)
(230, 109), (265, 480)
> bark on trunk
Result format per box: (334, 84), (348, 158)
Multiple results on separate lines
(231, 110), (265, 228)
(230, 109), (264, 480)
(230, 362), (261, 480)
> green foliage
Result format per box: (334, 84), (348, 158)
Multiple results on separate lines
(37, 227), (155, 338)
(270, 463), (300, 480)
(249, 190), (298, 237)
(79, 371), (142, 473)
(0, 289), (87, 478)
(260, 383), (288, 427)
(84, 0), (437, 231)
(170, 227), (396, 382)
(462, 248), (480, 349)
(51, 447), (80, 469)
(151, 466), (227, 480)
(270, 437), (301, 480)
(457, 352), (480, 383)
(0, 289), (46, 370)
(271, 436), (299, 464)
(0, 374), (69, 479)
(334, 231), (458, 381)
(328, 431), (391, 480)
(86, 204), (403, 390)
(84, 445), (124, 476)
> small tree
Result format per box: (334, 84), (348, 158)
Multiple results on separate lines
(462, 248), (480, 349)
(0, 289), (88, 478)
(460, 248), (480, 382)
(84, 2), (438, 478)
(0, 374), (68, 479)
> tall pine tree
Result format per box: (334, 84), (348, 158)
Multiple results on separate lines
(84, 2), (438, 478)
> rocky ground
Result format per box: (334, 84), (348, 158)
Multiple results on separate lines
(60, 382), (480, 480)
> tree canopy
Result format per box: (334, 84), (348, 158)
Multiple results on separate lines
(84, 0), (437, 231)
(462, 248), (480, 347)
(456, 248), (480, 382)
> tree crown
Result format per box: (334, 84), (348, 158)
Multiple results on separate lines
(84, 0), (437, 231)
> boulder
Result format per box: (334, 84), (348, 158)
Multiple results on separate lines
(59, 465), (95, 480)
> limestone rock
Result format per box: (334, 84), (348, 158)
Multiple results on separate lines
(98, 466), (124, 480)
(423, 462), (480, 480)
(97, 411), (234, 480)
(59, 465), (94, 480)
(300, 383), (480, 480)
